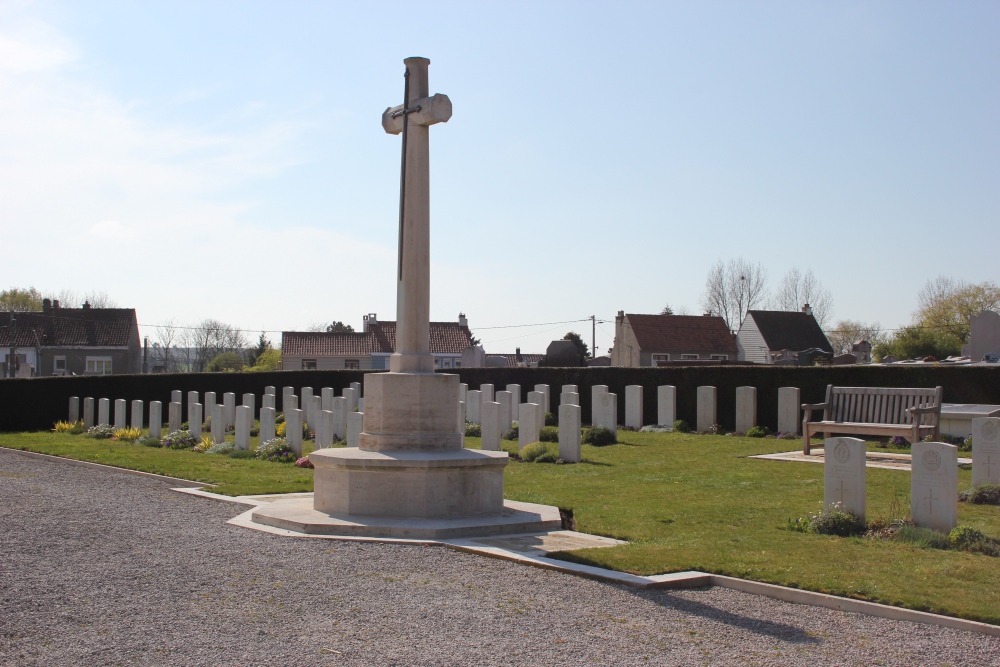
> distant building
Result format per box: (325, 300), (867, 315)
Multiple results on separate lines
(281, 313), (474, 371)
(736, 306), (833, 364)
(610, 311), (739, 367)
(0, 299), (141, 377)
(490, 348), (546, 368)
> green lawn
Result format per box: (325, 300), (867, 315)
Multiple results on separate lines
(2, 429), (998, 624)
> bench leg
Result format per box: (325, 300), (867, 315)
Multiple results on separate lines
(802, 426), (811, 455)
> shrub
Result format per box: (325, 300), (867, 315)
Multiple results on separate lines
(206, 352), (244, 372)
(136, 435), (161, 448)
(521, 441), (558, 463)
(889, 436), (910, 447)
(295, 456), (314, 469)
(162, 430), (199, 450)
(255, 438), (296, 463)
(112, 427), (142, 442)
(276, 422), (286, 437)
(961, 484), (1000, 505)
(52, 420), (83, 433)
(809, 503), (866, 537)
(86, 425), (116, 439)
(640, 425), (671, 433)
(745, 426), (768, 438)
(582, 427), (616, 447)
(250, 427), (260, 437)
(539, 426), (559, 442)
(464, 422), (482, 437)
(950, 525), (986, 550)
(707, 423), (723, 435)
(275, 412), (285, 424)
(502, 426), (519, 441)
(544, 412), (557, 427)
(672, 419), (690, 433)
(193, 435), (214, 453)
(960, 436), (973, 453)
(206, 441), (237, 455)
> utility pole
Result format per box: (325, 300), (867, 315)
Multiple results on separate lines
(591, 315), (596, 361)
(7, 312), (16, 379)
(142, 337), (149, 374)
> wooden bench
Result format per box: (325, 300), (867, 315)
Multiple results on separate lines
(802, 385), (943, 455)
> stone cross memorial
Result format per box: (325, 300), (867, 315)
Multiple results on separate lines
(972, 417), (1000, 487)
(253, 57), (558, 540)
(823, 437), (866, 519)
(911, 441), (958, 533)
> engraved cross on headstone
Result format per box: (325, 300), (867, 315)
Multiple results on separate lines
(836, 480), (847, 504)
(986, 455), (995, 479)
(380, 57), (452, 374)
(924, 488), (937, 516)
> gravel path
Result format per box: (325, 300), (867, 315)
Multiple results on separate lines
(1, 449), (997, 667)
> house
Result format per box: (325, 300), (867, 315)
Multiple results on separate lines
(489, 349), (546, 368)
(281, 313), (475, 371)
(0, 299), (141, 377)
(736, 306), (833, 364)
(610, 311), (739, 367)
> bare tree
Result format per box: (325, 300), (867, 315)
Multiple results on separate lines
(150, 319), (180, 372)
(772, 268), (834, 328)
(826, 320), (884, 356)
(191, 319), (248, 371)
(83, 290), (118, 308)
(700, 258), (769, 331)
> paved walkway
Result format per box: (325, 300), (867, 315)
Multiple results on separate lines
(1, 449), (998, 666)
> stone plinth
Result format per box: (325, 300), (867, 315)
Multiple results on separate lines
(310, 447), (508, 519)
(359, 372), (463, 451)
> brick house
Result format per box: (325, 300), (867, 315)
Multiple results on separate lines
(0, 299), (141, 377)
(281, 314), (475, 371)
(610, 311), (739, 367)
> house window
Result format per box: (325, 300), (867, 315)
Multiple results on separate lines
(345, 359), (360, 370)
(433, 357), (441, 368)
(680, 354), (699, 360)
(54, 356), (67, 373)
(85, 357), (112, 374)
(454, 360), (461, 368)
(302, 359), (317, 370)
(442, 358), (453, 369)
(651, 354), (670, 366)
(710, 354), (728, 361)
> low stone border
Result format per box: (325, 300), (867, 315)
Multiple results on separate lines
(0, 446), (212, 487)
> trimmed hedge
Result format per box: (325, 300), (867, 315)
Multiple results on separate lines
(2, 365), (999, 433)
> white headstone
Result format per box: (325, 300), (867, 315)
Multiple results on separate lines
(696, 386), (717, 432)
(287, 408), (304, 456)
(657, 385), (676, 426)
(83, 397), (95, 428)
(824, 437), (866, 519)
(506, 384), (521, 421)
(68, 396), (79, 423)
(480, 384), (494, 402)
(342, 387), (357, 413)
(911, 441), (958, 533)
(457, 400), (466, 438)
(98, 398), (110, 427)
(332, 396), (348, 440)
(114, 399), (127, 430)
(243, 393), (256, 421)
(149, 401), (162, 438)
(212, 403), (226, 443)
(459, 383), (468, 404)
(321, 387), (334, 411)
(167, 401), (181, 433)
(496, 391), (513, 431)
(358, 397), (364, 413)
(308, 395), (321, 434)
(171, 390), (182, 405)
(593, 392), (617, 438)
(282, 386), (294, 412)
(259, 407), (276, 445)
(301, 387), (314, 423)
(625, 385), (643, 429)
(534, 384), (550, 413)
(562, 384), (578, 394)
(188, 403), (201, 439)
(527, 391), (545, 426)
(350, 381), (361, 398)
(778, 387), (801, 435)
(519, 403), (541, 450)
(235, 405), (251, 450)
(466, 390), (482, 424)
(347, 411), (363, 448)
(131, 399), (143, 430)
(317, 409), (334, 449)
(559, 404), (582, 463)
(735, 386), (757, 433)
(264, 385), (276, 396)
(187, 391), (199, 425)
(560, 391), (580, 407)
(481, 401), (502, 451)
(972, 417), (1000, 487)
(223, 392), (236, 428)
(287, 395), (298, 412)
(205, 391), (217, 418)
(591, 385), (608, 424)
(262, 393), (275, 411)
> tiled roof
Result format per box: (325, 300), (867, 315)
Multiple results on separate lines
(625, 314), (738, 353)
(282, 321), (474, 357)
(0, 308), (137, 348)
(745, 310), (833, 353)
(493, 352), (546, 366)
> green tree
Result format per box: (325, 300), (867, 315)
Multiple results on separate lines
(0, 287), (43, 312)
(872, 326), (963, 362)
(326, 321), (355, 333)
(246, 332), (271, 367)
(915, 277), (1000, 343)
(248, 348), (282, 372)
(660, 304), (675, 315)
(206, 351), (244, 372)
(563, 331), (590, 359)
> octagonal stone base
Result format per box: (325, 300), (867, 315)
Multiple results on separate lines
(310, 447), (509, 518)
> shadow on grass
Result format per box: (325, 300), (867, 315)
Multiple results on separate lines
(578, 460), (614, 467)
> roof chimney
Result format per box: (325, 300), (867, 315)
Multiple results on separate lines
(82, 301), (91, 311)
(616, 310), (625, 327)
(458, 312), (468, 328)
(52, 300), (60, 309)
(802, 303), (813, 316)
(42, 298), (52, 313)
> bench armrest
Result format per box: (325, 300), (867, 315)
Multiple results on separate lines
(907, 405), (940, 416)
(801, 402), (828, 412)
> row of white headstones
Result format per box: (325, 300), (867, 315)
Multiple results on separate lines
(66, 383), (366, 457)
(459, 384), (806, 461)
(826, 416), (1000, 533)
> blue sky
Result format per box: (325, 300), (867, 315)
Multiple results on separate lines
(1, 0), (997, 355)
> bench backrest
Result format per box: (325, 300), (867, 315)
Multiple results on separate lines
(825, 386), (943, 425)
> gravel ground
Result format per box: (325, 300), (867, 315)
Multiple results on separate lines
(1, 449), (998, 667)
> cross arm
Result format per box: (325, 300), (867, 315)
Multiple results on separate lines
(382, 93), (453, 134)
